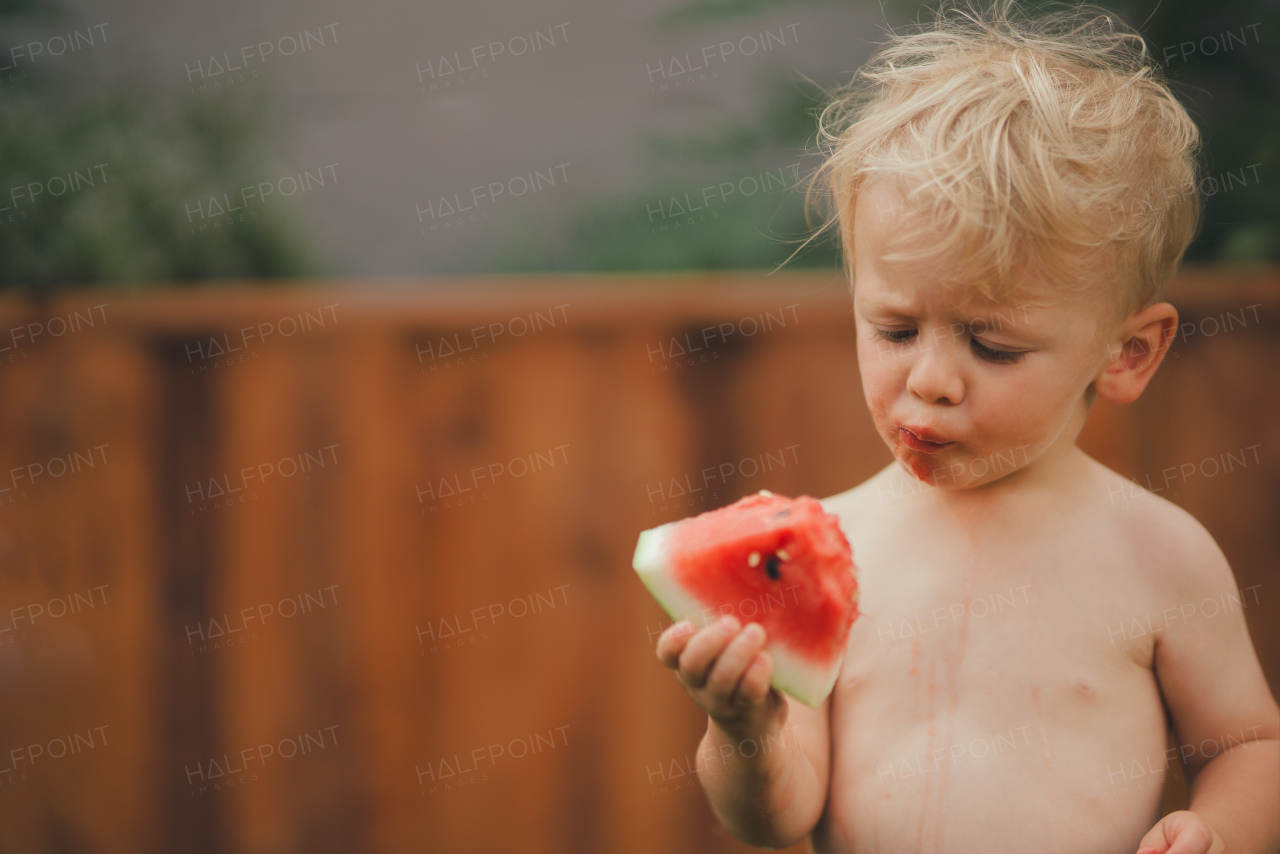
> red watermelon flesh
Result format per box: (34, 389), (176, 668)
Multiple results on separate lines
(633, 490), (859, 706)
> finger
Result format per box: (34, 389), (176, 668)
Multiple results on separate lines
(704, 623), (768, 700)
(734, 650), (774, 706)
(1163, 819), (1213, 854)
(1136, 825), (1168, 854)
(655, 621), (695, 668)
(677, 617), (741, 689)
(1136, 816), (1171, 854)
(1136, 812), (1213, 854)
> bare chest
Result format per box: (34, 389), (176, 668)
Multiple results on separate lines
(814, 499), (1170, 852)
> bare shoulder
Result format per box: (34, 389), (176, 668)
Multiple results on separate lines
(818, 465), (898, 534)
(1086, 457), (1237, 596)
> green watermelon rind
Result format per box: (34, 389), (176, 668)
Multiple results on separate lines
(633, 520), (844, 708)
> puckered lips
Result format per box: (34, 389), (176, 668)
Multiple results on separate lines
(899, 425), (954, 454)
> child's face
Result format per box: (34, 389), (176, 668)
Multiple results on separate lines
(851, 181), (1116, 489)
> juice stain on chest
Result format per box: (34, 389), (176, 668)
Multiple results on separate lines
(913, 549), (975, 854)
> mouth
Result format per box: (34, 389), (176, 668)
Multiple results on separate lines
(899, 426), (954, 454)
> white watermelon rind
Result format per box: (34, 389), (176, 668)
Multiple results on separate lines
(633, 522), (843, 708)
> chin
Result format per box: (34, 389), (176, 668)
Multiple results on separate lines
(895, 443), (1034, 490)
(895, 448), (957, 487)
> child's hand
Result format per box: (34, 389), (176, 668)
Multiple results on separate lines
(1135, 810), (1227, 854)
(654, 616), (788, 740)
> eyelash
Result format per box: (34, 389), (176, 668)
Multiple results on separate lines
(871, 328), (1027, 364)
(971, 338), (1025, 364)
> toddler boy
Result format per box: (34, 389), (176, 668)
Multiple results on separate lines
(654, 2), (1280, 851)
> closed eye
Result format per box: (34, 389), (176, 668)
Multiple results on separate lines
(971, 338), (1026, 364)
(872, 328), (916, 344)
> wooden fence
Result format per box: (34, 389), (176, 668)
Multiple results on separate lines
(0, 268), (1274, 853)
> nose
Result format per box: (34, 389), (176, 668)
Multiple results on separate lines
(906, 335), (965, 405)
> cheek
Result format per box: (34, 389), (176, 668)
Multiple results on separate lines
(855, 337), (900, 414)
(970, 364), (1082, 441)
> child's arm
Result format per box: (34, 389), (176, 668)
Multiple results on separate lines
(656, 617), (831, 847)
(1135, 526), (1280, 854)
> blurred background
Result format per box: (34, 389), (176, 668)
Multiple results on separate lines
(0, 0), (1276, 851)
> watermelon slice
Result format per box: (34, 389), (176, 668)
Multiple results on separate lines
(633, 490), (859, 706)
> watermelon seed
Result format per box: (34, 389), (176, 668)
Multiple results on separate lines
(777, 549), (790, 561)
(765, 554), (781, 580)
(747, 551), (761, 567)
(759, 489), (773, 497)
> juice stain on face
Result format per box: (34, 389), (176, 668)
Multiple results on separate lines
(900, 446), (944, 485)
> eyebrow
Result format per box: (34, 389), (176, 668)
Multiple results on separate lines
(958, 305), (1037, 334)
(856, 293), (1039, 337)
(853, 289), (918, 315)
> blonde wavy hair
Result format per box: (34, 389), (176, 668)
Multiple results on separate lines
(805, 0), (1202, 316)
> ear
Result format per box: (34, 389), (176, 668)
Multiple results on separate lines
(1094, 302), (1178, 405)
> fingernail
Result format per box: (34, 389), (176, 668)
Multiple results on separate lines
(720, 616), (740, 632)
(744, 623), (764, 641)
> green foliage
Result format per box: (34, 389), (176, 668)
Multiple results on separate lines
(0, 85), (316, 293)
(0, 3), (315, 292)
